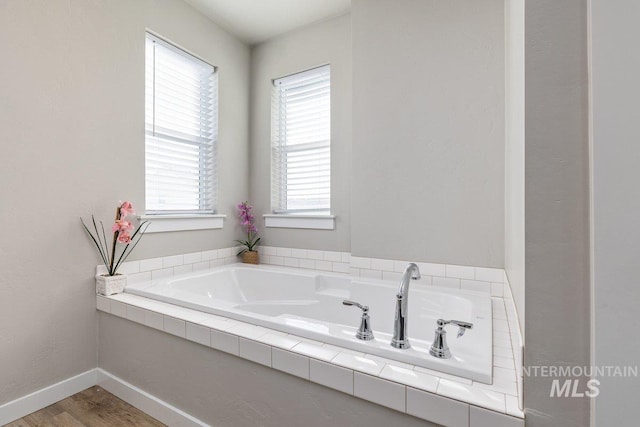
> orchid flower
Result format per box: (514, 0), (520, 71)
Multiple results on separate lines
(117, 231), (132, 244)
(119, 201), (135, 218)
(112, 219), (133, 233)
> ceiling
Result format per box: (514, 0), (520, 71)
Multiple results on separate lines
(183, 0), (352, 45)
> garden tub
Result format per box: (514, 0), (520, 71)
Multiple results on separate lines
(126, 264), (493, 383)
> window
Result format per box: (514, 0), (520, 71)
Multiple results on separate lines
(271, 65), (331, 214)
(145, 33), (217, 214)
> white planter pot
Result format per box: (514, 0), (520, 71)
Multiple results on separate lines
(96, 274), (126, 296)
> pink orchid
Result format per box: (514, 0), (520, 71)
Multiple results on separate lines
(117, 231), (132, 244)
(81, 201), (150, 277)
(119, 201), (135, 218)
(112, 219), (133, 233)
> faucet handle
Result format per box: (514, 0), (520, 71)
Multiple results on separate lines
(430, 319), (474, 358)
(343, 300), (369, 313)
(343, 300), (374, 340)
(436, 319), (474, 338)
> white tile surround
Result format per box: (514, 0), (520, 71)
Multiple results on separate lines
(257, 246), (509, 299)
(97, 246), (524, 426)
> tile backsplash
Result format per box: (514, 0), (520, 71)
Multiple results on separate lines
(98, 245), (507, 297)
(258, 246), (506, 297)
(96, 247), (240, 284)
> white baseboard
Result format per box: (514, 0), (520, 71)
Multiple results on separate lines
(0, 369), (98, 426)
(0, 369), (208, 427)
(95, 369), (208, 427)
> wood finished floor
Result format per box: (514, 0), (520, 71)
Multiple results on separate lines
(4, 386), (166, 427)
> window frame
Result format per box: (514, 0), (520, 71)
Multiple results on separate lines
(144, 31), (218, 216)
(270, 64), (332, 216)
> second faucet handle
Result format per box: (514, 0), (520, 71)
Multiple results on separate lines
(343, 300), (369, 313)
(430, 318), (474, 359)
(436, 319), (474, 337)
(343, 300), (374, 341)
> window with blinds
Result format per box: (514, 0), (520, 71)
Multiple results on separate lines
(271, 65), (331, 214)
(145, 33), (217, 214)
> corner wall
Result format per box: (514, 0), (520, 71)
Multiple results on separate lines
(250, 0), (507, 266)
(0, 0), (249, 405)
(351, 0), (505, 267)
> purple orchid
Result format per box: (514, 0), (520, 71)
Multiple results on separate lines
(236, 201), (260, 255)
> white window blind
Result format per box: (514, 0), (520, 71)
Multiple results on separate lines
(145, 33), (218, 214)
(271, 65), (331, 213)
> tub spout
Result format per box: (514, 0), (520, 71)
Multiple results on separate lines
(390, 263), (421, 349)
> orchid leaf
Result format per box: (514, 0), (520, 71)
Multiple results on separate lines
(81, 218), (109, 267)
(99, 220), (110, 262)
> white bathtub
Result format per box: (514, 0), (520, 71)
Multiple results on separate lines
(126, 264), (493, 383)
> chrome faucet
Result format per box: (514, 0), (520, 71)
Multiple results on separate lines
(391, 263), (421, 349)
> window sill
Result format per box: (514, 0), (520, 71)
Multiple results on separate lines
(139, 214), (226, 233)
(263, 214), (335, 230)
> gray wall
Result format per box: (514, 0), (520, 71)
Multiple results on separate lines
(351, 0), (505, 268)
(0, 0), (249, 405)
(524, 1), (591, 426)
(99, 314), (437, 427)
(591, 1), (640, 425)
(505, 0), (525, 333)
(249, 14), (352, 252)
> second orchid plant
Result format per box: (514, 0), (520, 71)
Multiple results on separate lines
(82, 201), (149, 276)
(235, 201), (260, 255)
